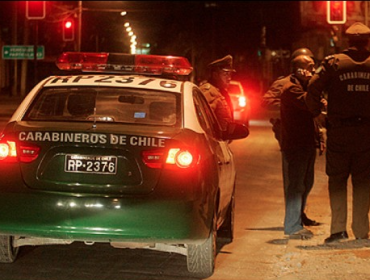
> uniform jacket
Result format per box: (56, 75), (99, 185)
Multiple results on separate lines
(307, 47), (370, 121)
(199, 81), (233, 130)
(280, 74), (316, 151)
(261, 75), (290, 110)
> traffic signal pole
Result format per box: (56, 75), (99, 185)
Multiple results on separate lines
(25, 1), (45, 86)
(77, 1), (82, 51)
(33, 21), (38, 85)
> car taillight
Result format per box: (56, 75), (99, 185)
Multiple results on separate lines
(142, 148), (199, 169)
(19, 144), (40, 163)
(0, 141), (17, 162)
(238, 96), (247, 108)
(0, 141), (40, 163)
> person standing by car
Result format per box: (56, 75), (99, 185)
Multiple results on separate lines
(280, 54), (319, 239)
(262, 48), (317, 147)
(199, 55), (235, 131)
(306, 22), (370, 243)
(262, 48), (324, 228)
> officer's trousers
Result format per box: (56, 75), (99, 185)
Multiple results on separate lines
(326, 125), (370, 239)
(282, 147), (316, 235)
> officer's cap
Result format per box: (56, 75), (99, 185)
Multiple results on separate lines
(345, 22), (370, 39)
(208, 55), (236, 72)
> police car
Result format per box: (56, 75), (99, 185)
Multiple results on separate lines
(0, 52), (248, 278)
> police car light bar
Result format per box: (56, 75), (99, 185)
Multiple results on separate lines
(56, 52), (193, 76)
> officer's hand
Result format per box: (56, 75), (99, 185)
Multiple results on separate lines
(314, 113), (327, 129)
(319, 141), (326, 156)
(296, 68), (313, 81)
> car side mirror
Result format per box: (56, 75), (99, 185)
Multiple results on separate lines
(223, 122), (249, 140)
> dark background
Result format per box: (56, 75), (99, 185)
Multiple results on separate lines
(0, 1), (301, 96)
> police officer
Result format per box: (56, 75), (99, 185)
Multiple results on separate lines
(262, 48), (317, 146)
(199, 55), (235, 131)
(262, 48), (324, 228)
(280, 54), (319, 239)
(306, 22), (370, 243)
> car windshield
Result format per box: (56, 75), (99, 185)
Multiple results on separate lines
(23, 87), (179, 126)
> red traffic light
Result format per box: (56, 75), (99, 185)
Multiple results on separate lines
(327, 1), (347, 24)
(63, 19), (75, 41)
(64, 21), (72, 29)
(26, 1), (46, 20)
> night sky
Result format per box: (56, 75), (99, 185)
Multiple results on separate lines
(0, 1), (300, 89)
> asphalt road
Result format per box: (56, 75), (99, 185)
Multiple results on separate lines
(1, 98), (370, 280)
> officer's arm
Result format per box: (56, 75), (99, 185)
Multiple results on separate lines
(306, 59), (331, 117)
(261, 78), (285, 110)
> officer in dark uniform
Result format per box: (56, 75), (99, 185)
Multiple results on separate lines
(262, 48), (324, 228)
(279, 54), (320, 239)
(307, 22), (370, 243)
(199, 55), (235, 131)
(261, 48), (325, 150)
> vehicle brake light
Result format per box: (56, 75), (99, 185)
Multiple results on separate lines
(0, 141), (17, 162)
(55, 52), (193, 77)
(19, 145), (41, 163)
(0, 140), (40, 163)
(142, 148), (198, 169)
(238, 96), (247, 108)
(142, 149), (164, 169)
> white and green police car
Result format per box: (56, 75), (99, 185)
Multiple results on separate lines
(0, 52), (249, 278)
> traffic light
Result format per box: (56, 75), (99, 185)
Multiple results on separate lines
(327, 1), (347, 24)
(63, 18), (75, 41)
(26, 1), (46, 20)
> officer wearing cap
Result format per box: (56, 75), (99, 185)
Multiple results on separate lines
(307, 22), (370, 243)
(199, 55), (235, 131)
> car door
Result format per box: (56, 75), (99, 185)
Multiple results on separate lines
(192, 89), (235, 213)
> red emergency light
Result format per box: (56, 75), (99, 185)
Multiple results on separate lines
(55, 52), (193, 78)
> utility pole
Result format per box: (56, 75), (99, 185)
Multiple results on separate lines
(77, 1), (82, 51)
(11, 2), (18, 97)
(366, 2), (369, 27)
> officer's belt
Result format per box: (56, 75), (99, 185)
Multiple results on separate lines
(328, 116), (370, 127)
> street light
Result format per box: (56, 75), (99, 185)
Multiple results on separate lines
(123, 21), (138, 54)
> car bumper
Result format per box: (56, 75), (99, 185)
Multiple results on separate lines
(0, 192), (211, 244)
(0, 163), (214, 244)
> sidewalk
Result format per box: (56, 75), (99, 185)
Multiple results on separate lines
(0, 95), (23, 113)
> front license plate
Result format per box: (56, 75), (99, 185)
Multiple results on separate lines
(65, 154), (117, 174)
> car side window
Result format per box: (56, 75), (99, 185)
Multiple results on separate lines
(193, 88), (222, 139)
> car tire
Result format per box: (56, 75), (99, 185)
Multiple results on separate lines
(0, 235), (19, 263)
(217, 186), (235, 243)
(187, 212), (217, 278)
